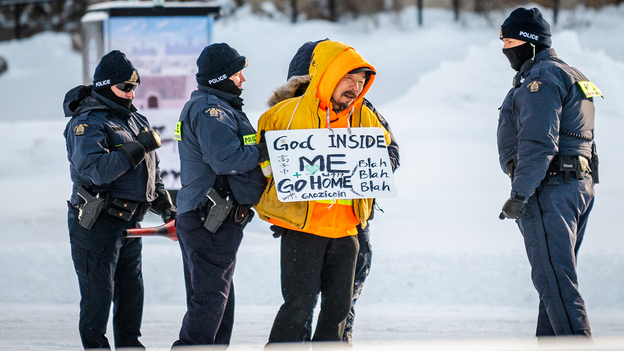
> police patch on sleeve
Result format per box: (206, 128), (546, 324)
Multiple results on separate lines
(74, 123), (89, 136)
(173, 121), (182, 141)
(578, 81), (604, 99)
(527, 81), (542, 93)
(243, 134), (256, 145)
(204, 108), (221, 117)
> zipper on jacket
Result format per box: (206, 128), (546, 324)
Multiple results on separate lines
(266, 177), (275, 194)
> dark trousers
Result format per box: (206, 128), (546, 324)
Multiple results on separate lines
(268, 229), (359, 343)
(517, 174), (594, 337)
(173, 211), (243, 346)
(68, 207), (144, 350)
(299, 223), (372, 343)
(344, 224), (372, 342)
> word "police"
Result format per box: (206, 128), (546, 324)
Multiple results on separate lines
(518, 31), (539, 41)
(208, 74), (228, 85)
(95, 79), (110, 87)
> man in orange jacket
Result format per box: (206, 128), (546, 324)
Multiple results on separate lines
(267, 39), (400, 344)
(255, 40), (390, 343)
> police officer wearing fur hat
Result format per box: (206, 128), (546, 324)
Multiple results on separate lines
(497, 7), (602, 339)
(172, 43), (267, 347)
(63, 50), (176, 349)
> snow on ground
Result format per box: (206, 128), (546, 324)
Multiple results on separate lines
(1, 4), (624, 350)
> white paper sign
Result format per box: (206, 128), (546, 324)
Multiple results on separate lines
(265, 128), (397, 202)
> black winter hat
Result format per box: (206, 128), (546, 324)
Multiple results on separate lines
(196, 43), (248, 86)
(287, 39), (327, 80)
(501, 7), (552, 48)
(93, 50), (140, 91)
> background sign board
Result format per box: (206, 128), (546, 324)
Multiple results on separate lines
(81, 2), (219, 192)
(265, 128), (397, 202)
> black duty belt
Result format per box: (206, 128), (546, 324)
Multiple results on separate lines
(75, 186), (150, 229)
(546, 155), (591, 185)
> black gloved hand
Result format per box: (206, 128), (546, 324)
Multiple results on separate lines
(270, 225), (283, 239)
(499, 197), (527, 220)
(150, 189), (177, 223)
(254, 143), (270, 164)
(159, 207), (177, 223)
(118, 127), (162, 168)
(137, 127), (162, 153)
(118, 141), (145, 169)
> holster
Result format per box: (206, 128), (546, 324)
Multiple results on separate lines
(590, 142), (599, 184)
(77, 187), (108, 230)
(201, 188), (235, 233)
(546, 155), (590, 185)
(505, 158), (517, 182)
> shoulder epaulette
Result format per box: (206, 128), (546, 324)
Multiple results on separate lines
(207, 94), (219, 105)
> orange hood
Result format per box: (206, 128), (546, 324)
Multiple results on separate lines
(307, 41), (376, 121)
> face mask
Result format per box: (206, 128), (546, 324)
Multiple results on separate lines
(212, 79), (242, 96)
(98, 87), (133, 111)
(502, 42), (534, 71)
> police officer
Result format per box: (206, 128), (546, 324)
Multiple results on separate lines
(63, 50), (177, 349)
(171, 43), (267, 347)
(497, 8), (602, 339)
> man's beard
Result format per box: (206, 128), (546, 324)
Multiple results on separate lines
(332, 90), (358, 113)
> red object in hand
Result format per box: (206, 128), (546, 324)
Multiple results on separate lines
(122, 220), (177, 241)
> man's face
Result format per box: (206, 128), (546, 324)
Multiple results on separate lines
(331, 71), (366, 112)
(229, 70), (246, 89)
(502, 38), (526, 49)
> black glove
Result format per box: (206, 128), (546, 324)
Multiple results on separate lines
(150, 189), (177, 223)
(118, 141), (146, 169)
(254, 143), (270, 164)
(118, 127), (162, 168)
(270, 225), (284, 238)
(499, 197), (527, 220)
(137, 127), (162, 153)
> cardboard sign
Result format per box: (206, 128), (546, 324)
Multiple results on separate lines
(265, 128), (397, 202)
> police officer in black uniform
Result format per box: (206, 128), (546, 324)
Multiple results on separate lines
(63, 50), (176, 349)
(497, 8), (602, 340)
(171, 43), (267, 347)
